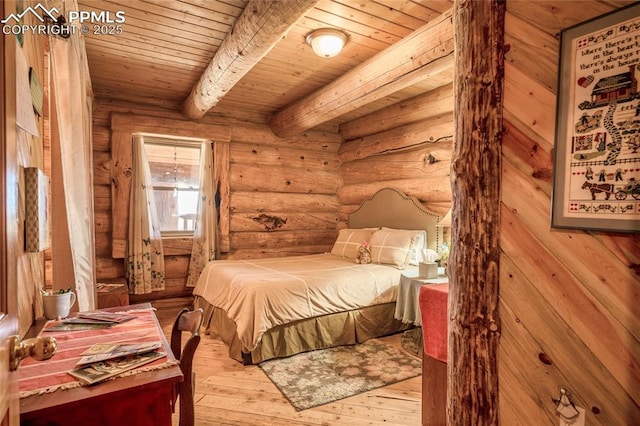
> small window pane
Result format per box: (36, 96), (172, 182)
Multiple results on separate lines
(143, 140), (203, 234)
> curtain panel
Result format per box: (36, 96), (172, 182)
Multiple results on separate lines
(126, 135), (165, 294)
(187, 141), (217, 287)
(50, 35), (96, 310)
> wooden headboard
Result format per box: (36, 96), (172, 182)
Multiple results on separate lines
(348, 188), (441, 251)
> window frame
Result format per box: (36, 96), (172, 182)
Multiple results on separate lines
(110, 114), (231, 259)
(140, 135), (206, 238)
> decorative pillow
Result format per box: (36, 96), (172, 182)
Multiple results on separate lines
(330, 228), (377, 260)
(369, 228), (423, 268)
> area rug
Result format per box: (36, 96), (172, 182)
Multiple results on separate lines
(258, 339), (422, 411)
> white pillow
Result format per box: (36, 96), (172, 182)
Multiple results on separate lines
(330, 228), (377, 260)
(369, 228), (423, 268)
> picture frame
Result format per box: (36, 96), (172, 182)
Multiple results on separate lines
(24, 167), (50, 251)
(551, 2), (640, 233)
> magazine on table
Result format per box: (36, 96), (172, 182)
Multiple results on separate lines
(76, 311), (136, 324)
(77, 341), (162, 365)
(43, 322), (114, 332)
(68, 351), (166, 385)
(63, 317), (121, 325)
(43, 310), (136, 331)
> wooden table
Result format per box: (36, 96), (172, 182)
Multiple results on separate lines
(19, 304), (183, 426)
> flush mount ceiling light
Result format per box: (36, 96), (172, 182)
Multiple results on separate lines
(305, 28), (349, 58)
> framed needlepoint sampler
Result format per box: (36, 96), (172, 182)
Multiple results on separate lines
(552, 2), (640, 232)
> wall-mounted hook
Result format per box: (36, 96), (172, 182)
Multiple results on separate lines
(425, 154), (438, 164)
(43, 14), (71, 39)
(553, 388), (580, 424)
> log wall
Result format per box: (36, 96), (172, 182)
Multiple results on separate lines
(92, 101), (341, 302)
(500, 1), (639, 424)
(337, 83), (454, 223)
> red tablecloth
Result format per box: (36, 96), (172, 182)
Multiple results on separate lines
(19, 307), (170, 398)
(419, 283), (448, 363)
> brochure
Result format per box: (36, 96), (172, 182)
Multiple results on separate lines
(77, 311), (136, 324)
(77, 342), (162, 365)
(63, 317), (120, 325)
(68, 351), (166, 385)
(43, 322), (114, 332)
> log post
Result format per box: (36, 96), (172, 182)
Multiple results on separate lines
(448, 0), (504, 424)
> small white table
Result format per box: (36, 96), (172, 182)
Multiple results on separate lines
(395, 269), (448, 326)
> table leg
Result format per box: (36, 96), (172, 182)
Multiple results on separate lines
(421, 354), (447, 426)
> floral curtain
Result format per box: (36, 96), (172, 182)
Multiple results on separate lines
(186, 141), (217, 287)
(127, 135), (165, 294)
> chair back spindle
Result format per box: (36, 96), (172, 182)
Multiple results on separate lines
(170, 307), (204, 426)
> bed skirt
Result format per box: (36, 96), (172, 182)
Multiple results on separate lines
(194, 296), (412, 364)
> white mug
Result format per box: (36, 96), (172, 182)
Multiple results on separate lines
(42, 291), (76, 320)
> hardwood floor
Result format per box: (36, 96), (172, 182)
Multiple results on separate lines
(154, 300), (423, 426)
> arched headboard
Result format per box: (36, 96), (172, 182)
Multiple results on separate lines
(348, 188), (441, 251)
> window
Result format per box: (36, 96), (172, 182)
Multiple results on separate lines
(142, 135), (206, 235)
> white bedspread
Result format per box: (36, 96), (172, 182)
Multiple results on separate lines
(193, 253), (408, 352)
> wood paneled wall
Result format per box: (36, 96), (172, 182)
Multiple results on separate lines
(334, 2), (639, 422)
(14, 15), (46, 335)
(92, 101), (341, 301)
(501, 1), (639, 424)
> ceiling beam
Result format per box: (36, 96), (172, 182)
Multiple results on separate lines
(181, 0), (319, 120)
(269, 8), (454, 138)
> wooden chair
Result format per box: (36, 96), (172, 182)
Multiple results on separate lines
(170, 307), (204, 426)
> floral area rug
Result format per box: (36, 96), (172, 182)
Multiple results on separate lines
(258, 339), (422, 411)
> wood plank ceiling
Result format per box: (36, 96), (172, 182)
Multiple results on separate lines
(77, 0), (454, 132)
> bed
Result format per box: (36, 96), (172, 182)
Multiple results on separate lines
(193, 188), (442, 364)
